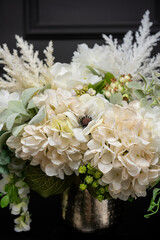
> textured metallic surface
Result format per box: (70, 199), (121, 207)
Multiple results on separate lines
(61, 186), (122, 233)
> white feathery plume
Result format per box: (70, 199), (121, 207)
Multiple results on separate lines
(102, 10), (160, 79)
(0, 36), (54, 92)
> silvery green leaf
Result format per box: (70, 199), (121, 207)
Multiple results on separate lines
(12, 124), (27, 137)
(127, 81), (142, 89)
(155, 85), (160, 96)
(37, 84), (51, 94)
(21, 87), (40, 107)
(0, 100), (29, 123)
(27, 99), (36, 109)
(6, 113), (20, 131)
(133, 89), (145, 100)
(29, 106), (45, 125)
(110, 92), (122, 104)
(0, 109), (12, 123)
(8, 100), (28, 115)
(140, 98), (151, 110)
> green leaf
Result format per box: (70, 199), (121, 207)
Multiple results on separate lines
(110, 92), (122, 104)
(103, 72), (115, 84)
(0, 165), (9, 174)
(133, 89), (145, 100)
(29, 106), (45, 125)
(127, 81), (142, 89)
(155, 85), (160, 97)
(88, 79), (106, 93)
(87, 66), (100, 76)
(0, 149), (10, 165)
(0, 131), (11, 151)
(144, 188), (160, 218)
(7, 101), (28, 115)
(21, 87), (40, 108)
(27, 99), (36, 110)
(88, 72), (115, 94)
(138, 73), (147, 88)
(12, 124), (27, 137)
(140, 98), (151, 110)
(24, 165), (74, 198)
(8, 185), (19, 204)
(0, 194), (9, 208)
(6, 113), (20, 131)
(0, 100), (29, 123)
(37, 84), (51, 94)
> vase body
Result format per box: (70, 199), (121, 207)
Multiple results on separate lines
(61, 186), (122, 234)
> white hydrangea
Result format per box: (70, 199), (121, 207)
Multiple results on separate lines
(6, 90), (108, 179)
(84, 101), (160, 200)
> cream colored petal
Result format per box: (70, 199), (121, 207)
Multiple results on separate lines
(98, 162), (113, 174)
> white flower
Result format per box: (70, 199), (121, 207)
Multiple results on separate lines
(14, 211), (31, 232)
(11, 201), (28, 216)
(50, 61), (102, 90)
(86, 101), (160, 200)
(67, 94), (108, 142)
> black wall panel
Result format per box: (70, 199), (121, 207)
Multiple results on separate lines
(0, 1), (160, 239)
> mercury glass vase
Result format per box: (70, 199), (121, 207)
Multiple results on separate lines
(61, 186), (122, 234)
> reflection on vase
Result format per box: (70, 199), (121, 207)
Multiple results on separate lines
(62, 186), (122, 233)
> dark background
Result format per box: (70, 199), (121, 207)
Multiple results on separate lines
(0, 0), (160, 239)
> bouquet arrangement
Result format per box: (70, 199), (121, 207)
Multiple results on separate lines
(0, 10), (160, 232)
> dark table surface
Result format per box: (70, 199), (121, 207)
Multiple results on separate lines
(0, 190), (159, 240)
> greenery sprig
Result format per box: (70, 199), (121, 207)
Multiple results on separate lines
(144, 188), (160, 218)
(87, 66), (160, 107)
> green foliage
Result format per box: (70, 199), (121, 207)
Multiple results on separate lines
(88, 69), (115, 94)
(0, 149), (11, 165)
(78, 164), (111, 201)
(0, 174), (21, 208)
(24, 165), (74, 198)
(86, 66), (100, 76)
(4, 182), (19, 204)
(110, 92), (123, 104)
(137, 74), (160, 106)
(0, 194), (10, 208)
(127, 81), (142, 90)
(28, 106), (45, 125)
(144, 188), (160, 218)
(0, 85), (51, 140)
(0, 149), (11, 174)
(21, 87), (40, 108)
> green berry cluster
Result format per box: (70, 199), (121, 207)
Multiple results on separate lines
(74, 86), (89, 96)
(102, 74), (132, 101)
(78, 164), (110, 202)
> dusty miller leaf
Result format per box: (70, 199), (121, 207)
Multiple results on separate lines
(110, 92), (122, 104)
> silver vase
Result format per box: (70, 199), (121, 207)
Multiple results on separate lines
(61, 186), (122, 233)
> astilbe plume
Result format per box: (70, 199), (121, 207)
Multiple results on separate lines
(0, 36), (54, 92)
(102, 10), (160, 79)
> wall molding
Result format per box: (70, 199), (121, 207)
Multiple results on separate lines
(24, 0), (160, 40)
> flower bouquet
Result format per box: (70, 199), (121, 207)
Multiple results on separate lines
(0, 10), (160, 232)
